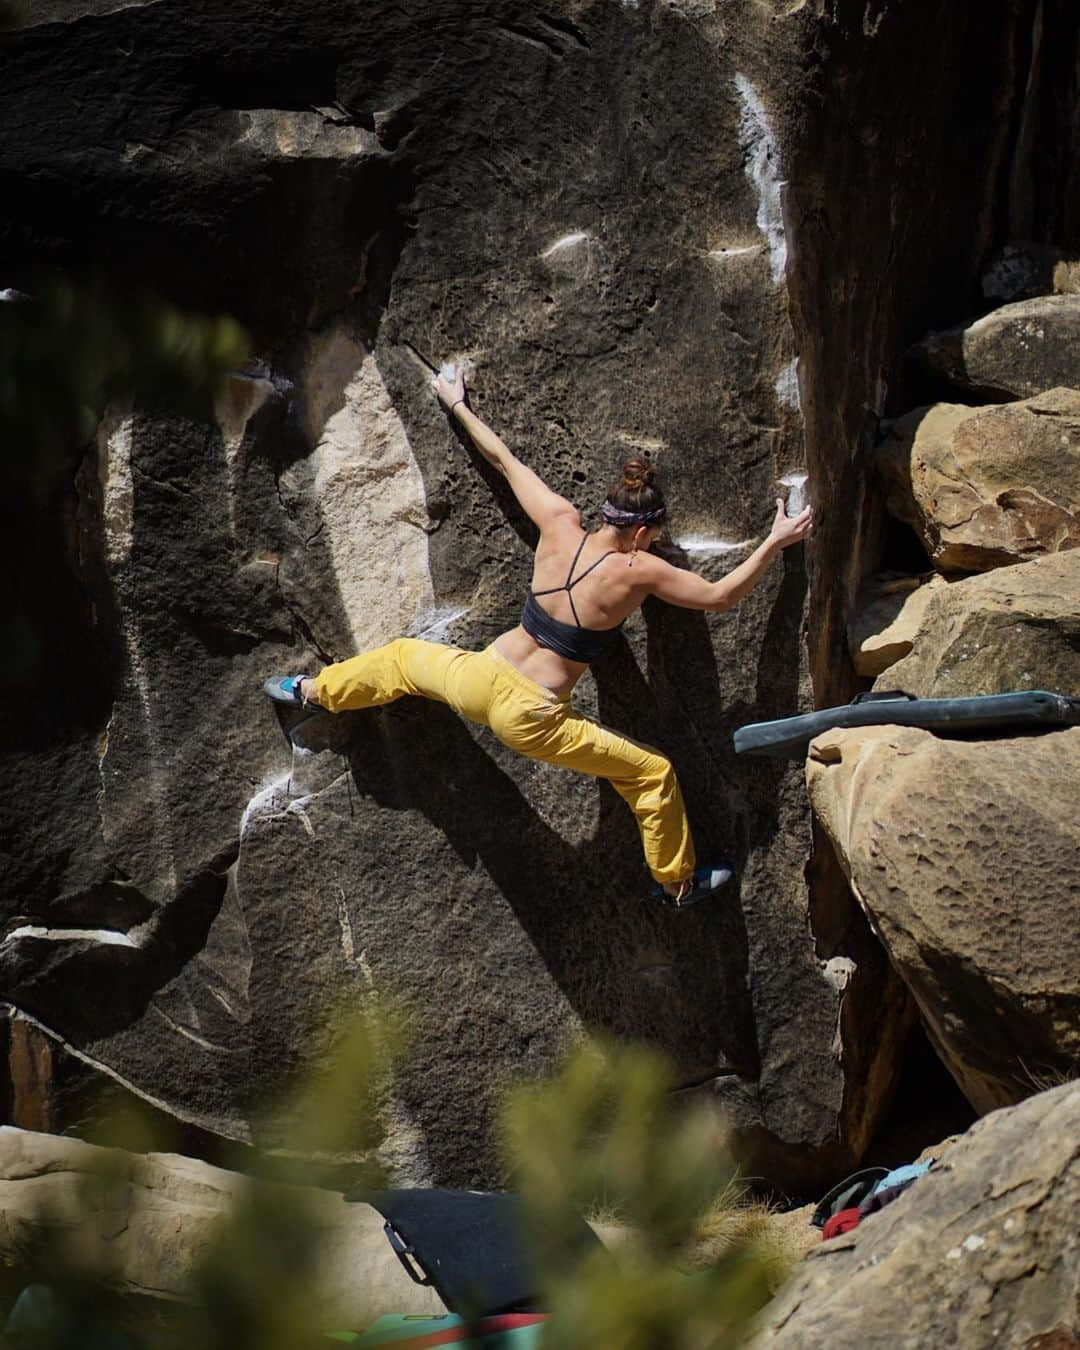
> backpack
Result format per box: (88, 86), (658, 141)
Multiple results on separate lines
(810, 1168), (889, 1230)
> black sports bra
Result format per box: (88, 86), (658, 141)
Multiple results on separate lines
(521, 534), (624, 663)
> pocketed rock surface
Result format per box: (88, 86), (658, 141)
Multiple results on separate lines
(876, 390), (1080, 573)
(749, 1082), (1080, 1349)
(807, 725), (1080, 1115)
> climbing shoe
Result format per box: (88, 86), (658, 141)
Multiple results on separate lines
(651, 860), (733, 910)
(263, 674), (316, 708)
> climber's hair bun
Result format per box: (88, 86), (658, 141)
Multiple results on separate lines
(620, 458), (657, 493)
(603, 454), (667, 527)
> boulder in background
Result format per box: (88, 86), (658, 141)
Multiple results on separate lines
(807, 724), (1080, 1115)
(875, 549), (1080, 698)
(847, 573), (947, 677)
(981, 240), (1080, 303)
(912, 294), (1080, 400)
(876, 390), (1080, 573)
(0, 1126), (444, 1322)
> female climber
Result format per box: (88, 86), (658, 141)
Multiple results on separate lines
(265, 367), (812, 907)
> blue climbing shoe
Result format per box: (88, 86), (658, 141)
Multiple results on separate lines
(263, 674), (315, 708)
(651, 861), (733, 910)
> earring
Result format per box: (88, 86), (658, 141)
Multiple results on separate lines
(628, 542), (637, 567)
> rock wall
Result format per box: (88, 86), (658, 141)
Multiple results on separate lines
(2, 0), (1078, 1191)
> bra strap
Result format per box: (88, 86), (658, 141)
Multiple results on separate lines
(563, 532), (590, 587)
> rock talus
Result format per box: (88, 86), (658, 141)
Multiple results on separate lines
(913, 295), (1080, 400)
(847, 574), (948, 677)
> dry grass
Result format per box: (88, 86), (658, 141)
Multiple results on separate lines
(680, 1190), (818, 1288)
(587, 1177), (819, 1294)
(1018, 1059), (1078, 1095)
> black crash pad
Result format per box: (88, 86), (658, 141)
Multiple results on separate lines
(733, 689), (1080, 759)
(359, 1189), (601, 1317)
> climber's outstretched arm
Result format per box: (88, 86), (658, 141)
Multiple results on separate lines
(642, 498), (813, 612)
(434, 368), (577, 532)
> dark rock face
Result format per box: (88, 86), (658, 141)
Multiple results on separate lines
(2, 0), (1079, 1190)
(750, 1082), (1080, 1349)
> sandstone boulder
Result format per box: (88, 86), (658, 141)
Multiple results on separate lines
(0, 1126), (443, 1322)
(847, 574), (947, 677)
(876, 391), (1080, 573)
(751, 1082), (1080, 1349)
(807, 724), (1080, 1115)
(913, 295), (1080, 399)
(875, 550), (1080, 698)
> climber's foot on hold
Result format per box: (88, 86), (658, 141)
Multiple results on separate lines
(653, 861), (733, 910)
(263, 675), (321, 710)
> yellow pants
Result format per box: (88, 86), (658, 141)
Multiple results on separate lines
(314, 639), (696, 885)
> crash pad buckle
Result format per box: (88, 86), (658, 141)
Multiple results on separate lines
(383, 1221), (434, 1286)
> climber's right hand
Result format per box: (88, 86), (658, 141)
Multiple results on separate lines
(433, 366), (466, 412)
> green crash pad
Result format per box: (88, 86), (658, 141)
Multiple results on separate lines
(329, 1312), (547, 1347)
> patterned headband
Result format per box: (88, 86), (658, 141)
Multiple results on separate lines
(601, 499), (667, 528)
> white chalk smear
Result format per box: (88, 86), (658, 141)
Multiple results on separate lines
(240, 773), (292, 838)
(541, 232), (589, 258)
(2, 926), (137, 949)
(708, 244), (762, 260)
(676, 536), (754, 556)
(734, 74), (787, 286)
(334, 886), (357, 966)
(410, 605), (471, 643)
(779, 472), (809, 513)
(821, 955), (856, 991)
(775, 357), (801, 410)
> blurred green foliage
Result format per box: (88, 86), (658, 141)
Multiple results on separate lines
(0, 275), (249, 491)
(0, 1017), (781, 1349)
(502, 1041), (776, 1350)
(2, 1010), (396, 1350)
